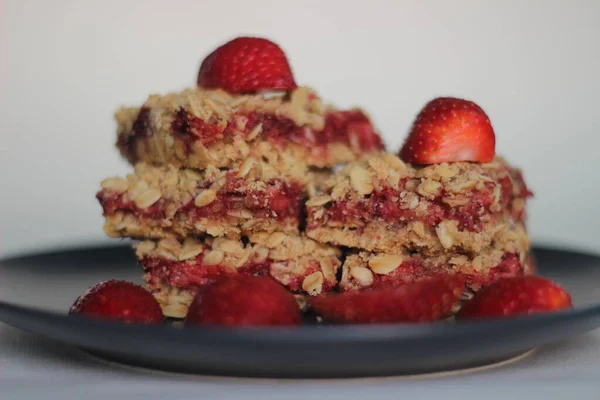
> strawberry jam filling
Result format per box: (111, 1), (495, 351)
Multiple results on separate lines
(97, 177), (303, 223)
(141, 256), (334, 293)
(311, 169), (531, 232)
(245, 109), (384, 151)
(118, 107), (383, 161)
(311, 184), (500, 232)
(486, 253), (525, 282)
(97, 193), (166, 219)
(181, 176), (304, 220)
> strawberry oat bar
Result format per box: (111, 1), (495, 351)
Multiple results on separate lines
(339, 221), (531, 293)
(98, 161), (307, 239)
(135, 233), (341, 318)
(306, 153), (532, 255)
(116, 87), (383, 173)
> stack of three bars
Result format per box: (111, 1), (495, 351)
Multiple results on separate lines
(96, 85), (384, 318)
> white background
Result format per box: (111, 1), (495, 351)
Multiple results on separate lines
(1, 0), (598, 257)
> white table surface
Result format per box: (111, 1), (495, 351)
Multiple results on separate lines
(2, 323), (599, 400)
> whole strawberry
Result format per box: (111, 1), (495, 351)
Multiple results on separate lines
(185, 275), (301, 327)
(399, 97), (496, 164)
(69, 280), (164, 324)
(197, 37), (297, 93)
(457, 276), (572, 320)
(310, 276), (465, 324)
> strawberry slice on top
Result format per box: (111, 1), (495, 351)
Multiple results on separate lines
(197, 37), (297, 93)
(399, 97), (496, 164)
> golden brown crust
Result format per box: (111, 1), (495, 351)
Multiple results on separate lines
(117, 86), (328, 138)
(104, 214), (297, 240)
(306, 220), (517, 255)
(147, 282), (195, 319)
(135, 233), (341, 269)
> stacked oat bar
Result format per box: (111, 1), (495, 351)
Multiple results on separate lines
(305, 153), (533, 295)
(97, 86), (384, 317)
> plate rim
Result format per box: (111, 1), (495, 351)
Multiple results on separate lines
(2, 300), (600, 343)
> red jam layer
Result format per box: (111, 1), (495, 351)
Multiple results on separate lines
(97, 192), (166, 219)
(118, 107), (384, 161)
(181, 175), (304, 221)
(485, 253), (524, 283)
(311, 183), (498, 232)
(347, 253), (523, 291)
(97, 177), (303, 222)
(311, 168), (531, 232)
(140, 256), (335, 293)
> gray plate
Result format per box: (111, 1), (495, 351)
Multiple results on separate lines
(0, 245), (599, 378)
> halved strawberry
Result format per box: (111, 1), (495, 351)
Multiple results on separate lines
(457, 276), (572, 320)
(69, 280), (164, 324)
(310, 276), (465, 324)
(399, 97), (495, 164)
(197, 37), (297, 93)
(185, 275), (301, 327)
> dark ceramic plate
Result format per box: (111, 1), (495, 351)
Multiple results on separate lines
(0, 245), (599, 378)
